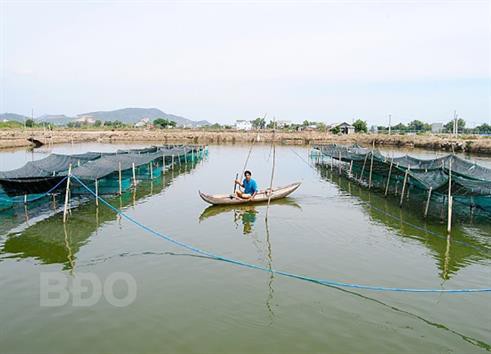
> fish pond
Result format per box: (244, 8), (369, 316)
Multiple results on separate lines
(0, 143), (490, 353)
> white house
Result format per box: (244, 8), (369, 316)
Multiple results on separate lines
(328, 122), (355, 134)
(75, 115), (96, 125)
(235, 120), (253, 131)
(276, 120), (292, 128)
(134, 117), (151, 128)
(431, 123), (444, 133)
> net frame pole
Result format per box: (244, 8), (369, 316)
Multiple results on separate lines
(359, 153), (368, 183)
(400, 166), (410, 207)
(368, 152), (374, 189)
(149, 162), (153, 179)
(118, 162), (122, 195)
(447, 158), (453, 233)
(63, 164), (72, 223)
(424, 187), (432, 218)
(338, 151), (342, 175)
(132, 162), (136, 187)
(95, 178), (99, 207)
(349, 160), (353, 178)
(385, 159), (393, 197)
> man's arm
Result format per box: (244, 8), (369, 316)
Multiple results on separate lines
(235, 179), (244, 188)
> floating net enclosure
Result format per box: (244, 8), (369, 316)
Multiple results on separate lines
(311, 144), (491, 217)
(0, 145), (207, 208)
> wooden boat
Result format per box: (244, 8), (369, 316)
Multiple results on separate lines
(199, 182), (301, 205)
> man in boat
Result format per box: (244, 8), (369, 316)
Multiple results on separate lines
(234, 170), (258, 200)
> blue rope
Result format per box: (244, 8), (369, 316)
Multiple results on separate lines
(71, 174), (491, 294)
(0, 176), (69, 204)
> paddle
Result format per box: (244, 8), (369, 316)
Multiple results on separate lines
(233, 173), (239, 196)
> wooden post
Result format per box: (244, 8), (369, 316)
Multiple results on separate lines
(95, 178), (99, 206)
(447, 158), (453, 233)
(385, 159), (393, 197)
(400, 166), (410, 207)
(330, 155), (333, 171)
(349, 160), (353, 178)
(359, 153), (368, 182)
(424, 187), (432, 218)
(172, 154), (175, 170)
(368, 152), (374, 189)
(63, 164), (72, 223)
(338, 151), (342, 175)
(149, 162), (153, 179)
(132, 162), (136, 187)
(24, 194), (27, 205)
(118, 161), (122, 195)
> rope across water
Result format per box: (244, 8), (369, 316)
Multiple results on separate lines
(71, 174), (490, 294)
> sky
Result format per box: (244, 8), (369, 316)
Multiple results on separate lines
(1, 0), (490, 126)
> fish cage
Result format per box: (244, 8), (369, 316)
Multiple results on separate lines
(311, 144), (491, 226)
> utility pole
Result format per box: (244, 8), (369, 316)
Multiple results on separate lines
(453, 110), (459, 136)
(388, 114), (392, 135)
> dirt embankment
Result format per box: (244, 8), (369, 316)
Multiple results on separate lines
(1, 128), (490, 154)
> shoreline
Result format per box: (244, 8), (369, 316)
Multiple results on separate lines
(1, 128), (490, 154)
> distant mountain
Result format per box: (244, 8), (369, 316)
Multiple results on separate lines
(36, 114), (74, 125)
(1, 107), (210, 127)
(78, 107), (210, 127)
(0, 113), (28, 122)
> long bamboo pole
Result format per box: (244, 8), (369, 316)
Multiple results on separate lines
(338, 150), (342, 175)
(385, 159), (393, 197)
(118, 161), (122, 195)
(63, 164), (72, 223)
(359, 153), (368, 182)
(95, 178), (99, 206)
(368, 152), (374, 189)
(424, 187), (432, 218)
(266, 119), (276, 220)
(400, 166), (410, 207)
(447, 158), (453, 233)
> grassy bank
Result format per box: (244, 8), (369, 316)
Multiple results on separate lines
(1, 128), (490, 154)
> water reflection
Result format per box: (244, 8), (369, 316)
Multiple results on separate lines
(199, 199), (301, 321)
(0, 161), (202, 270)
(315, 164), (491, 280)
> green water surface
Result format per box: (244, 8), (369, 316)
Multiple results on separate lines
(0, 143), (490, 354)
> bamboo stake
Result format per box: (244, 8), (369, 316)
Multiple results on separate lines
(162, 155), (166, 175)
(132, 162), (136, 187)
(171, 154), (174, 170)
(95, 178), (99, 206)
(424, 187), (432, 218)
(385, 159), (393, 197)
(447, 158), (453, 233)
(149, 162), (153, 179)
(118, 161), (122, 195)
(400, 166), (410, 207)
(338, 151), (342, 175)
(359, 153), (368, 182)
(368, 152), (374, 189)
(266, 119), (276, 220)
(63, 164), (72, 223)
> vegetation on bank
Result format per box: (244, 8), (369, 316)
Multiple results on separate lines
(2, 115), (490, 135)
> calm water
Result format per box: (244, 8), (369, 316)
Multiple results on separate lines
(0, 143), (490, 354)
